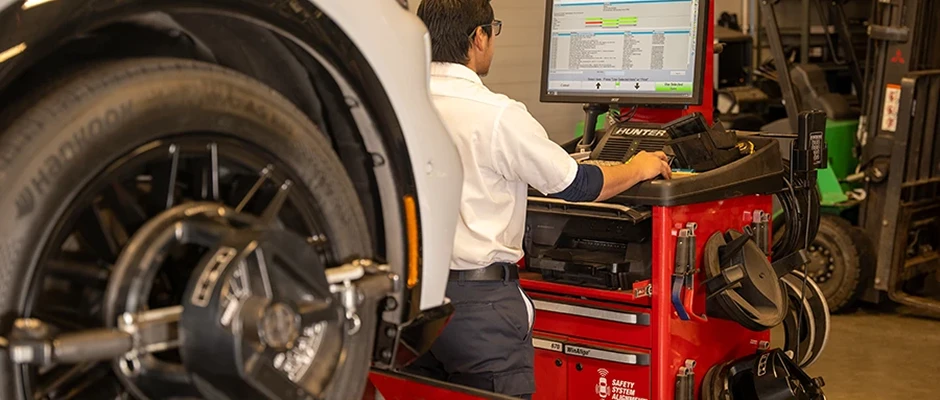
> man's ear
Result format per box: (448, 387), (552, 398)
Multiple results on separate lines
(471, 26), (486, 51)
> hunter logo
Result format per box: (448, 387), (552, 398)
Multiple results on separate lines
(15, 101), (133, 219)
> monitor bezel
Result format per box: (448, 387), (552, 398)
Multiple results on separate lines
(538, 0), (710, 106)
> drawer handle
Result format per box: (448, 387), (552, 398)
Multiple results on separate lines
(532, 299), (650, 326)
(534, 337), (651, 366)
(533, 337), (564, 352)
(564, 344), (651, 366)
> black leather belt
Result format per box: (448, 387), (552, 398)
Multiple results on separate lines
(449, 262), (519, 282)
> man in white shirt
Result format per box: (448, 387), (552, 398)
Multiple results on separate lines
(412, 1), (671, 398)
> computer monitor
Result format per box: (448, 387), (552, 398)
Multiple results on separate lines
(539, 0), (709, 105)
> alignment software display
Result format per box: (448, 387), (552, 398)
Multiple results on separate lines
(540, 0), (707, 105)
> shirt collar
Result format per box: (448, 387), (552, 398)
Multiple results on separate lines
(430, 62), (483, 86)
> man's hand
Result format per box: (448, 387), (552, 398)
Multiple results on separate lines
(630, 151), (672, 181)
(594, 151), (673, 201)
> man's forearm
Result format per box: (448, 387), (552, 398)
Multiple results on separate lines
(595, 164), (643, 201)
(548, 156), (665, 202)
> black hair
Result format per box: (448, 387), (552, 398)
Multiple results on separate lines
(417, 0), (494, 64)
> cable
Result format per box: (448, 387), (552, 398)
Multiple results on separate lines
(772, 162), (821, 364)
(772, 165), (821, 262)
(617, 105), (639, 123)
(794, 179), (814, 365)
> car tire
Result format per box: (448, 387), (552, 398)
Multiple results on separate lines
(0, 58), (373, 399)
(808, 215), (863, 313)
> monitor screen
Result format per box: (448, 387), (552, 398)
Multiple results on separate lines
(539, 0), (709, 105)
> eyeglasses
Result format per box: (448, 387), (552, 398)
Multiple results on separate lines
(469, 19), (502, 38)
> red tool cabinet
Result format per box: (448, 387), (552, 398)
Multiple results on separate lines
(522, 195), (772, 400)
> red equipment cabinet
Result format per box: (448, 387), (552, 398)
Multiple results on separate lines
(523, 2), (780, 397)
(524, 195), (773, 400)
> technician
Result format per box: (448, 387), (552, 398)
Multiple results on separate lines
(411, 0), (672, 398)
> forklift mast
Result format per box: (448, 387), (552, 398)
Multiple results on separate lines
(758, 0), (866, 133)
(857, 0), (940, 311)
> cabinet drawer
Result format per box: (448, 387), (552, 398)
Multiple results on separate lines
(566, 343), (651, 400)
(532, 334), (651, 400)
(531, 295), (651, 349)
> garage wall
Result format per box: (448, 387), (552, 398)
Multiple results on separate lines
(482, 0), (585, 142)
(408, 0), (585, 142)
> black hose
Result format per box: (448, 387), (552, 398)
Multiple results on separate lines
(772, 165), (821, 262)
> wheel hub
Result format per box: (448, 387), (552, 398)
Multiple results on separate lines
(179, 219), (344, 399)
(103, 202), (261, 399)
(806, 244), (835, 284)
(261, 303), (302, 350)
(93, 201), (349, 399)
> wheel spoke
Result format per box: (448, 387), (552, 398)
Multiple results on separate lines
(101, 183), (147, 244)
(209, 142), (220, 201)
(148, 145), (180, 215)
(190, 143), (221, 202)
(42, 304), (99, 328)
(33, 362), (97, 400)
(75, 206), (118, 263)
(261, 180), (292, 224)
(56, 363), (117, 400)
(46, 258), (109, 286)
(235, 165), (274, 213)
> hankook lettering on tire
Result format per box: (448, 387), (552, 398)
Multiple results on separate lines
(14, 101), (133, 219)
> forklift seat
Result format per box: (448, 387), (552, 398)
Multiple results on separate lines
(791, 64), (858, 121)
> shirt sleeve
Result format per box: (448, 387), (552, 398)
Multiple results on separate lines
(490, 101), (579, 195)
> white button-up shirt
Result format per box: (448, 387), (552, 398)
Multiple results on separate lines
(429, 62), (578, 271)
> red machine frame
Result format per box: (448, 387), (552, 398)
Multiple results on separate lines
(368, 2), (778, 399)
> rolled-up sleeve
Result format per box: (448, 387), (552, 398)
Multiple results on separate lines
(489, 101), (578, 195)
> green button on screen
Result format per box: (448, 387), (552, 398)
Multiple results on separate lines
(655, 82), (693, 93)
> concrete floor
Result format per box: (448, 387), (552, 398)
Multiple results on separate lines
(802, 307), (940, 400)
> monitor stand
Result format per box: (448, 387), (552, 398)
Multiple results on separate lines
(577, 103), (609, 153)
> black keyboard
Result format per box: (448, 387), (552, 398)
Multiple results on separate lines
(588, 122), (669, 164)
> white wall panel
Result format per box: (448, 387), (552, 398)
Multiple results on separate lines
(409, 0), (584, 142)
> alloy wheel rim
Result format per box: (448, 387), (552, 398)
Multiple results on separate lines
(20, 135), (339, 399)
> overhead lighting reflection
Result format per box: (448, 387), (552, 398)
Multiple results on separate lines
(0, 43), (27, 64)
(22, 0), (57, 11)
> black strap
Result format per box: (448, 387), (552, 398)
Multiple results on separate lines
(772, 249), (811, 278)
(449, 263), (519, 282)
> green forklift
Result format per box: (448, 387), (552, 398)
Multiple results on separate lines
(758, 0), (940, 313)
